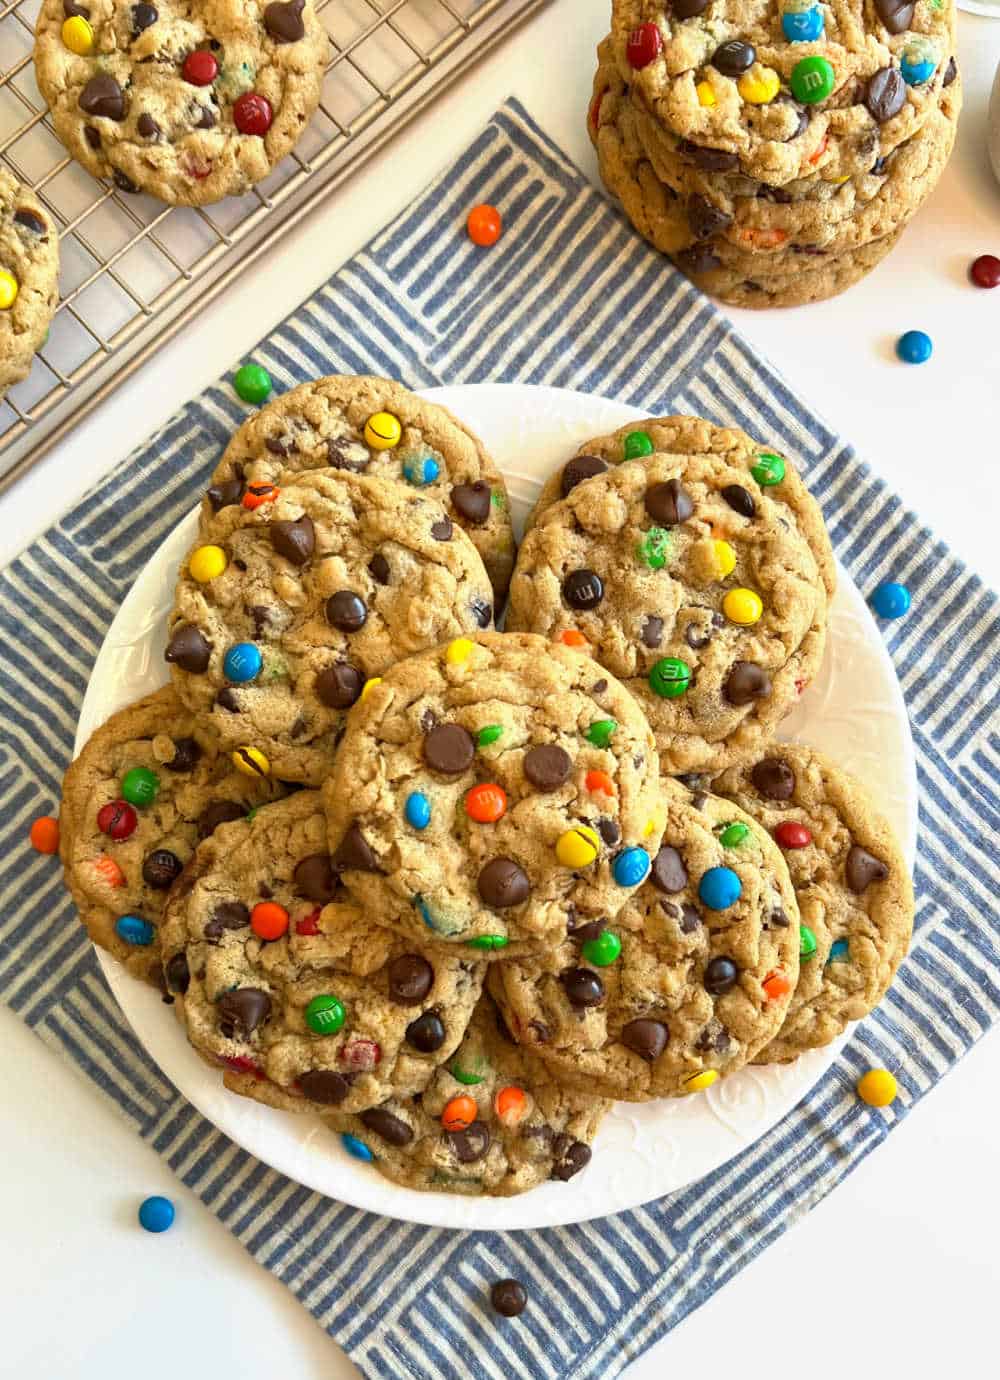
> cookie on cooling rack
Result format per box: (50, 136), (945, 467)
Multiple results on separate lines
(0, 169), (59, 400)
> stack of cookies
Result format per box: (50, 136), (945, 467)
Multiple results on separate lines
(589, 1), (960, 308)
(59, 375), (914, 1199)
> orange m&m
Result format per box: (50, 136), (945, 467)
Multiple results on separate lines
(494, 1085), (528, 1126)
(91, 854), (125, 887)
(467, 203), (502, 247)
(763, 970), (792, 1000)
(251, 901), (289, 940)
(242, 483), (279, 510)
(441, 1095), (477, 1132)
(558, 629), (588, 649)
(585, 770), (615, 798)
(465, 783), (507, 824)
(30, 816), (60, 853)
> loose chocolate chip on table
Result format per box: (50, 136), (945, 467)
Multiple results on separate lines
(724, 661), (771, 705)
(217, 987), (271, 1038)
(368, 552), (390, 584)
(865, 68), (906, 123)
(873, 0), (914, 33)
(477, 858), (530, 909)
(206, 476), (243, 511)
(562, 568), (604, 610)
(326, 590), (367, 632)
(722, 484), (755, 518)
(79, 75), (126, 120)
(406, 1010), (446, 1052)
(621, 1018), (668, 1062)
(387, 954), (434, 1005)
(550, 1136), (591, 1181)
(166, 736), (201, 771)
(448, 1120), (491, 1163)
(687, 196), (732, 241)
(270, 514), (315, 565)
(491, 1279), (528, 1318)
(164, 952), (189, 994)
(332, 823), (379, 872)
(315, 663), (364, 709)
(264, 0), (306, 42)
(198, 800), (244, 837)
(13, 209), (46, 235)
(424, 723), (475, 775)
(523, 744), (571, 791)
(712, 40), (755, 77)
(165, 625), (211, 673)
(142, 849), (182, 889)
(561, 967), (605, 1008)
(293, 853), (337, 902)
(704, 956), (738, 994)
(561, 454), (607, 497)
(451, 482), (491, 524)
(299, 1070), (351, 1105)
(645, 478), (693, 526)
(651, 845), (687, 893)
(641, 615), (664, 648)
(678, 141), (739, 173)
(845, 845), (888, 893)
(204, 900), (250, 940)
(430, 517), (453, 541)
(751, 757), (796, 800)
(131, 3), (157, 32)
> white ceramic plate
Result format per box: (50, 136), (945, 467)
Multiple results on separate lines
(76, 384), (917, 1231)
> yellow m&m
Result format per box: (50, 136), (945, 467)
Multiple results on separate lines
(738, 66), (780, 105)
(232, 746), (270, 778)
(445, 637), (474, 666)
(857, 1068), (897, 1107)
(0, 271), (18, 310)
(683, 1069), (719, 1093)
(712, 539), (736, 579)
(722, 587), (763, 626)
(555, 824), (601, 869)
(359, 676), (382, 702)
(62, 15), (94, 54)
(696, 80), (716, 108)
(364, 411), (401, 450)
(188, 544), (227, 583)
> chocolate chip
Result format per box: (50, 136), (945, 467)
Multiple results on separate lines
(491, 1279), (527, 1317)
(676, 245), (723, 276)
(424, 723), (475, 775)
(712, 40), (755, 76)
(431, 518), (453, 541)
(215, 688), (239, 713)
(368, 552), (390, 584)
(299, 1071), (351, 1105)
(678, 141), (739, 173)
(550, 1138), (591, 1181)
(685, 618), (715, 651)
(671, 0), (709, 14)
(325, 591), (367, 633)
(332, 823), (379, 872)
(561, 968), (604, 1008)
(13, 209), (46, 235)
(724, 661), (771, 706)
(770, 904), (790, 928)
(164, 952), (189, 994)
(704, 957), (738, 995)
(523, 744), (572, 791)
(113, 169), (138, 193)
(621, 1018), (668, 1062)
(131, 2), (157, 32)
(641, 615), (663, 648)
(470, 597), (492, 628)
(198, 801), (244, 837)
(527, 1019), (550, 1043)
(265, 436), (292, 456)
(596, 818), (620, 847)
(687, 196), (732, 241)
(562, 569), (604, 610)
(645, 478), (693, 526)
(84, 127), (101, 150)
(387, 954), (434, 1005)
(845, 845), (888, 893)
(569, 919), (605, 943)
(136, 112), (160, 140)
(651, 846), (687, 894)
(204, 900), (250, 941)
(478, 858), (530, 909)
(316, 663), (364, 709)
(560, 454), (607, 497)
(166, 736), (201, 771)
(63, 1), (90, 15)
(943, 57), (957, 88)
(722, 484), (755, 518)
(865, 68), (906, 123)
(873, 0), (914, 33)
(293, 854), (336, 902)
(695, 1021), (730, 1053)
(270, 514), (315, 565)
(451, 482), (491, 524)
(217, 987), (270, 1038)
(592, 679), (608, 694)
(405, 1011), (445, 1052)
(79, 74), (126, 121)
(757, 185), (793, 205)
(448, 1120), (491, 1163)
(192, 104), (216, 129)
(783, 102), (810, 140)
(206, 477), (243, 511)
(142, 849), (182, 889)
(495, 1007), (517, 1043)
(751, 757), (796, 800)
(165, 625), (211, 673)
(264, 0), (306, 42)
(679, 903), (701, 933)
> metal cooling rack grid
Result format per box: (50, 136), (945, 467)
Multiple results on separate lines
(0, 0), (550, 489)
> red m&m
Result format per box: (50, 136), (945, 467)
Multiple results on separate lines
(182, 50), (219, 85)
(234, 93), (273, 137)
(774, 820), (812, 849)
(97, 799), (137, 841)
(971, 255), (1000, 289)
(626, 22), (662, 69)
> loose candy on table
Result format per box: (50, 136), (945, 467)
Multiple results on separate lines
(364, 412), (401, 449)
(138, 1195), (175, 1233)
(491, 1278), (528, 1318)
(305, 994), (346, 1034)
(29, 816), (60, 853)
(189, 545), (227, 583)
(223, 642), (263, 683)
(870, 581), (911, 619)
(896, 330), (932, 364)
(115, 914), (154, 946)
(233, 363), (272, 403)
(857, 1068), (898, 1106)
(0, 271), (19, 309)
(467, 204), (502, 247)
(698, 866), (741, 910)
(121, 766), (159, 807)
(971, 255), (1000, 289)
(612, 847), (650, 887)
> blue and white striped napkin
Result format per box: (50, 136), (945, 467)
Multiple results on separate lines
(2, 99), (997, 1380)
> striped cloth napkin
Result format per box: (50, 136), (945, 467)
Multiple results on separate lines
(2, 99), (998, 1380)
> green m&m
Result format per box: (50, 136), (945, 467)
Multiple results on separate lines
(121, 766), (159, 807)
(450, 1054), (488, 1085)
(477, 724), (503, 748)
(305, 994), (345, 1035)
(586, 719), (617, 748)
(719, 821), (750, 848)
(790, 55), (835, 104)
(233, 362), (272, 404)
(466, 934), (509, 951)
(751, 452), (786, 486)
(623, 430), (653, 460)
(800, 925), (817, 960)
(635, 527), (671, 570)
(649, 657), (690, 698)
(582, 930), (622, 967)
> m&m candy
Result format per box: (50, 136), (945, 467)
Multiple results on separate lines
(402, 455), (440, 486)
(896, 330), (932, 364)
(683, 1069), (719, 1092)
(719, 821), (749, 848)
(582, 930), (621, 967)
(0, 271), (19, 310)
(441, 1095), (477, 1131)
(491, 1279), (528, 1317)
(223, 642), (263, 683)
(251, 901), (289, 940)
(722, 588), (763, 626)
(232, 746), (270, 777)
(871, 581), (911, 619)
(623, 430), (653, 460)
(763, 969), (791, 999)
(138, 1195), (175, 1233)
(477, 724), (503, 748)
(738, 67), (780, 105)
(121, 766), (159, 807)
(182, 50), (219, 85)
(98, 799), (138, 841)
(649, 657), (690, 698)
(857, 1068), (897, 1106)
(465, 783), (507, 823)
(494, 1085), (528, 1126)
(189, 545), (227, 583)
(341, 1133), (374, 1162)
(712, 540), (737, 578)
(782, 6), (823, 40)
(585, 719), (616, 748)
(626, 22), (662, 69)
(774, 820), (812, 849)
(790, 55), (835, 104)
(62, 15), (94, 53)
(613, 847), (650, 887)
(971, 255), (1000, 289)
(404, 791), (431, 829)
(364, 412), (401, 450)
(467, 204), (502, 246)
(233, 363), (272, 403)
(585, 770), (615, 797)
(242, 482), (279, 509)
(828, 938), (850, 963)
(800, 924), (817, 959)
(900, 37), (937, 86)
(751, 452), (785, 485)
(116, 914), (154, 946)
(29, 816), (60, 853)
(466, 934), (509, 951)
(233, 93), (273, 136)
(446, 638), (474, 666)
(556, 825), (601, 869)
(698, 866), (742, 910)
(305, 994), (345, 1034)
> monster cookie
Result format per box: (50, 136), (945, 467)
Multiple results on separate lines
(488, 780), (801, 1100)
(712, 744), (913, 1062)
(609, 0), (956, 187)
(527, 414), (836, 598)
(0, 170), (60, 399)
(161, 791), (484, 1113)
(34, 0), (328, 205)
(506, 453), (827, 773)
(323, 632), (662, 955)
(324, 997), (609, 1195)
(59, 685), (286, 984)
(203, 376), (516, 602)
(166, 468), (494, 786)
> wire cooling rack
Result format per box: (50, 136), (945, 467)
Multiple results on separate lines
(0, 0), (550, 490)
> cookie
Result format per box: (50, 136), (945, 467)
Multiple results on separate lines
(33, 0), (328, 206)
(59, 685), (286, 984)
(0, 170), (60, 399)
(203, 375), (515, 602)
(324, 996), (609, 1195)
(161, 791), (484, 1113)
(680, 230), (902, 308)
(487, 779), (801, 1100)
(712, 743), (913, 1062)
(167, 468), (495, 786)
(527, 414), (836, 598)
(506, 453), (827, 774)
(608, 1), (956, 187)
(322, 631), (663, 955)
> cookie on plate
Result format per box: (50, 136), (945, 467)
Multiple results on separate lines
(0, 170), (60, 399)
(712, 743), (914, 1062)
(59, 685), (286, 984)
(166, 469), (494, 786)
(527, 413), (836, 598)
(325, 996), (610, 1195)
(203, 375), (516, 602)
(33, 0), (329, 205)
(506, 452), (828, 774)
(161, 791), (485, 1114)
(323, 631), (663, 955)
(488, 779), (801, 1100)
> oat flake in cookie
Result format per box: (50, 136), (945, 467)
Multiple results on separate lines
(0, 170), (59, 400)
(59, 685), (287, 985)
(203, 375), (516, 602)
(323, 632), (663, 955)
(488, 780), (801, 1101)
(324, 996), (609, 1195)
(161, 791), (484, 1114)
(712, 743), (914, 1063)
(166, 469), (495, 786)
(507, 452), (827, 774)
(33, 0), (328, 206)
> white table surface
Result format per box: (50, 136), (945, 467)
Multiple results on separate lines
(2, 8), (999, 1378)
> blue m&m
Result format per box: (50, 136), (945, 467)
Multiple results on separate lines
(871, 581), (911, 619)
(342, 1133), (374, 1163)
(116, 914), (155, 946)
(138, 1196), (175, 1233)
(223, 642), (263, 683)
(405, 791), (431, 829)
(698, 867), (742, 910)
(828, 938), (850, 963)
(896, 330), (932, 365)
(782, 8), (823, 41)
(900, 37), (937, 87)
(402, 455), (440, 486)
(612, 847), (650, 887)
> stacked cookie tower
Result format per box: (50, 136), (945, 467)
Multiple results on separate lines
(589, 0), (960, 308)
(60, 375), (914, 1199)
